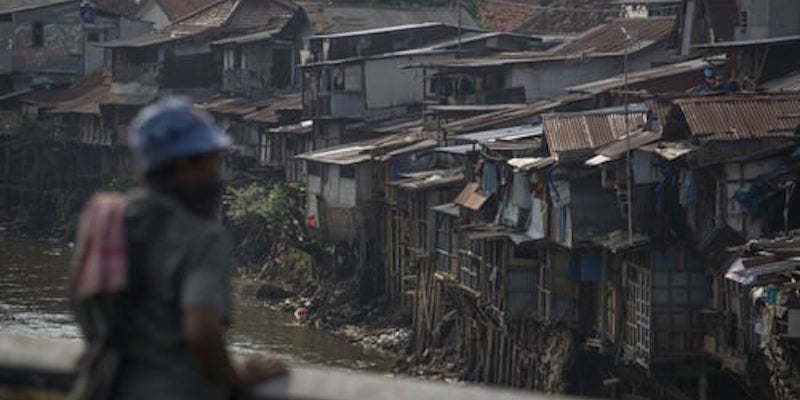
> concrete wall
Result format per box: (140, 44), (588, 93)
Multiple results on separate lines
(769, 0), (800, 37)
(137, 0), (171, 30)
(3, 3), (151, 78)
(508, 47), (670, 101)
(737, 0), (800, 40)
(509, 58), (621, 101)
(737, 0), (771, 40)
(11, 3), (85, 75)
(364, 53), (452, 110)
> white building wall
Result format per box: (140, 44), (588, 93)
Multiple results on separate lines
(339, 177), (357, 207)
(322, 164), (340, 204)
(137, 0), (171, 31)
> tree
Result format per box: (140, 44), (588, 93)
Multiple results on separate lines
(226, 183), (327, 276)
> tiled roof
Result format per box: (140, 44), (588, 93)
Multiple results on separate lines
(479, 0), (543, 32)
(22, 68), (109, 107)
(673, 94), (800, 141)
(95, 0), (141, 18)
(156, 0), (222, 21)
(513, 0), (619, 35)
(551, 17), (675, 56)
(298, 1), (477, 34)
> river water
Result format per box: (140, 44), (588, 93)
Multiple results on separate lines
(0, 240), (394, 372)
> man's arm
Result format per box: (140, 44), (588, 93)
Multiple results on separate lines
(183, 307), (246, 391)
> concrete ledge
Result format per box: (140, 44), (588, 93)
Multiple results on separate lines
(0, 335), (579, 400)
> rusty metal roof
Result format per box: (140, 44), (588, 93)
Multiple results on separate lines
(200, 97), (271, 116)
(674, 94), (800, 141)
(441, 93), (590, 135)
(543, 107), (647, 156)
(242, 94), (302, 123)
(551, 17), (675, 56)
(566, 58), (710, 95)
(585, 129), (662, 166)
(47, 84), (109, 115)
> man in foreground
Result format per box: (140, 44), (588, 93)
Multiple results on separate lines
(70, 97), (286, 400)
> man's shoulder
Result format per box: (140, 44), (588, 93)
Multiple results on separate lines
(125, 189), (227, 241)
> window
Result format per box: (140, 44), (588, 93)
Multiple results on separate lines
(0, 14), (12, 22)
(739, 11), (748, 28)
(223, 48), (236, 71)
(87, 32), (100, 42)
(32, 21), (44, 48)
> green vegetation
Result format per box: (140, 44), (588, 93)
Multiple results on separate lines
(226, 183), (325, 277)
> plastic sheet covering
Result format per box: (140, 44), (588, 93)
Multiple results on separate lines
(526, 197), (545, 240)
(512, 172), (532, 208)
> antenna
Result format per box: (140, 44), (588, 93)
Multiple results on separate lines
(621, 26), (634, 245)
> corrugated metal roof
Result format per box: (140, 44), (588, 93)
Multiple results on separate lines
(450, 124), (543, 143)
(639, 141), (695, 160)
(544, 108), (647, 155)
(566, 58), (710, 95)
(507, 156), (555, 171)
(304, 4), (478, 35)
(436, 144), (481, 155)
(389, 168), (464, 190)
(551, 17), (675, 56)
(675, 94), (800, 141)
(213, 28), (280, 45)
(312, 22), (446, 39)
(96, 32), (183, 48)
(48, 84), (109, 115)
(297, 133), (433, 165)
(244, 96), (303, 123)
(585, 130), (661, 166)
(596, 130), (661, 158)
(200, 97), (271, 116)
(441, 93), (590, 134)
(269, 120), (313, 135)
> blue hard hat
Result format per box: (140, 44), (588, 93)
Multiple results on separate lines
(128, 96), (231, 172)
